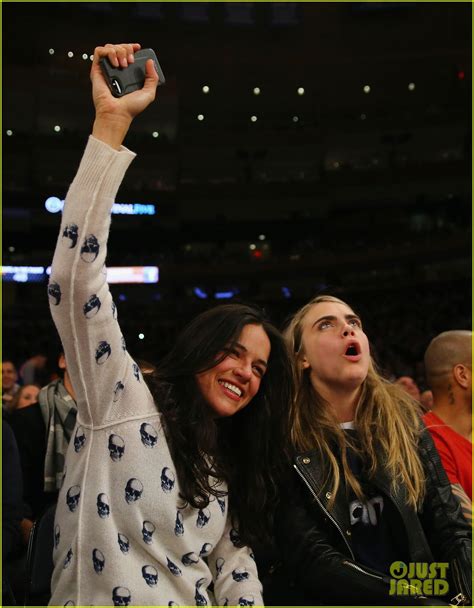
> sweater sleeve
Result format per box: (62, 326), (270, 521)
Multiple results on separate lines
(48, 135), (154, 427)
(209, 516), (264, 606)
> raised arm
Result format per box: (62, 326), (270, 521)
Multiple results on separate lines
(48, 44), (159, 427)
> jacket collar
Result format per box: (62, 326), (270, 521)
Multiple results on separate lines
(294, 450), (351, 535)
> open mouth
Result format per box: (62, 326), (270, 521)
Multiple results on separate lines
(218, 380), (243, 398)
(345, 343), (360, 356)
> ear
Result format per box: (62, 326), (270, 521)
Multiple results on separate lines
(58, 353), (66, 370)
(301, 355), (310, 370)
(453, 364), (470, 389)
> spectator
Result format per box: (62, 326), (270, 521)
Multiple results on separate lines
(420, 389), (434, 412)
(272, 294), (471, 606)
(46, 42), (294, 606)
(2, 416), (24, 605)
(395, 375), (421, 402)
(2, 360), (20, 410)
(8, 384), (41, 413)
(9, 352), (77, 541)
(423, 330), (472, 522)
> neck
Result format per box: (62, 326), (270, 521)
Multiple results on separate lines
(431, 396), (472, 442)
(63, 372), (76, 402)
(313, 379), (361, 423)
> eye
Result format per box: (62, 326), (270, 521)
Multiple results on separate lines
(349, 318), (361, 328)
(319, 320), (333, 330)
(252, 365), (265, 378)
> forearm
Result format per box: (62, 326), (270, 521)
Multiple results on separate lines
(49, 137), (136, 424)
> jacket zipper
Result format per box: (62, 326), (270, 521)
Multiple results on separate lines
(341, 560), (384, 581)
(293, 463), (355, 560)
(450, 559), (468, 605)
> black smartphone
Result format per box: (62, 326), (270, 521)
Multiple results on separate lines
(99, 48), (166, 97)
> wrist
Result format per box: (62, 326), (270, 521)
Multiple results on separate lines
(92, 113), (132, 150)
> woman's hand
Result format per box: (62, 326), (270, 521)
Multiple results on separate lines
(90, 43), (159, 149)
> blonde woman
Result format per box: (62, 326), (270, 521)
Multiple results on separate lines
(274, 295), (471, 606)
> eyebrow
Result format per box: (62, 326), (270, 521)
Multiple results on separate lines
(311, 314), (361, 328)
(234, 342), (268, 368)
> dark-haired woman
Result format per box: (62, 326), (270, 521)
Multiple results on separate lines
(48, 43), (293, 606)
(271, 294), (471, 606)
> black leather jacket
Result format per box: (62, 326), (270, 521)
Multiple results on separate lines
(272, 426), (471, 606)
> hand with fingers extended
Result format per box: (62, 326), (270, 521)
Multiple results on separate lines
(91, 43), (159, 149)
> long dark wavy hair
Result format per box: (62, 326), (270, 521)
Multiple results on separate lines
(145, 303), (294, 547)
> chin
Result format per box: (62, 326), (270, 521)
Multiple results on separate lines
(208, 401), (242, 419)
(345, 373), (367, 389)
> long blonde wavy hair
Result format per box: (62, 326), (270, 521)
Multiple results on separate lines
(284, 295), (425, 509)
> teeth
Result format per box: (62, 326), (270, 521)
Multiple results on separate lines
(219, 381), (242, 397)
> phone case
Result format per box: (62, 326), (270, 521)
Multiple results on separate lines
(99, 48), (166, 97)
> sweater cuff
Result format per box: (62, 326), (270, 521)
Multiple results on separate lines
(70, 135), (136, 200)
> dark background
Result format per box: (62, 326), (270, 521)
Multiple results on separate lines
(2, 2), (471, 385)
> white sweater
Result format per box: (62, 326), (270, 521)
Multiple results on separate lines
(48, 136), (263, 607)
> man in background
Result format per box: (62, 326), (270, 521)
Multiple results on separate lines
(2, 360), (20, 410)
(10, 352), (77, 542)
(423, 330), (472, 523)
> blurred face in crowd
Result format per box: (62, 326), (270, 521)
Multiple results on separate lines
(2, 361), (18, 391)
(299, 300), (370, 395)
(16, 384), (40, 409)
(196, 323), (270, 418)
(420, 389), (434, 411)
(396, 376), (421, 402)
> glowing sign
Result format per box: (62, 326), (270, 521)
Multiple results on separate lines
(1, 266), (45, 283)
(3, 266), (159, 284)
(104, 266), (159, 284)
(45, 197), (156, 216)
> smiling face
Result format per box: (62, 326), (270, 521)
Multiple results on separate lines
(2, 361), (18, 391)
(195, 323), (271, 418)
(299, 300), (370, 396)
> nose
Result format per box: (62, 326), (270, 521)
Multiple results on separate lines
(233, 363), (252, 382)
(342, 325), (355, 338)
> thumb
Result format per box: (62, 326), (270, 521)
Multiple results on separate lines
(143, 58), (160, 92)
